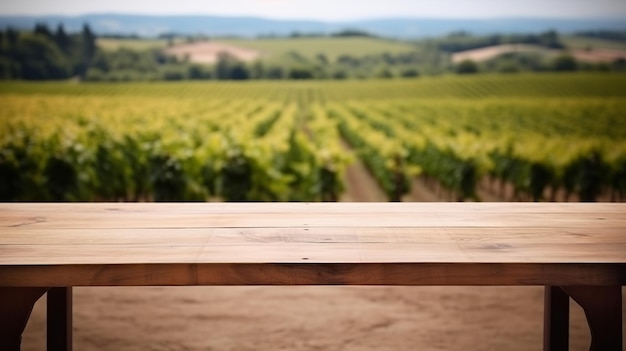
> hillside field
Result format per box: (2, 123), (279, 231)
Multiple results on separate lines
(219, 37), (418, 61)
(97, 37), (173, 51)
(562, 35), (626, 52)
(97, 36), (418, 61)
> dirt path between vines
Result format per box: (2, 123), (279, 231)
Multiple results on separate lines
(339, 141), (387, 202)
(20, 146), (623, 351)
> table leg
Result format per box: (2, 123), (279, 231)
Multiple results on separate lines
(561, 286), (622, 351)
(47, 287), (73, 351)
(0, 287), (48, 351)
(544, 285), (570, 351)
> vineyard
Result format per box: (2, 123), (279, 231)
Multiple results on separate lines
(1, 73), (625, 202)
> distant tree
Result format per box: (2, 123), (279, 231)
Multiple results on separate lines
(613, 58), (626, 71)
(162, 66), (187, 80)
(513, 52), (546, 72)
(90, 50), (111, 72)
(214, 53), (249, 80)
(455, 59), (479, 74)
(85, 67), (106, 81)
(5, 28), (19, 46)
(14, 33), (71, 79)
(400, 68), (420, 78)
(332, 69), (348, 79)
(229, 63), (250, 80)
(250, 61), (265, 79)
(374, 67), (394, 78)
(0, 56), (20, 79)
(288, 66), (314, 79)
(77, 23), (97, 78)
(214, 52), (233, 79)
(538, 30), (564, 49)
(188, 64), (212, 79)
(54, 24), (71, 55)
(311, 65), (327, 79)
(264, 65), (285, 79)
(34, 23), (54, 41)
(552, 54), (578, 71)
(331, 29), (376, 38)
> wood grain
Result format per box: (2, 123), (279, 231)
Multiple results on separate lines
(1, 263), (624, 287)
(1, 203), (625, 287)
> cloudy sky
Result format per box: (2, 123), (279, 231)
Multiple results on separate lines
(1, 0), (625, 20)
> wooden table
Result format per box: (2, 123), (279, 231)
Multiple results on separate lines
(1, 203), (624, 350)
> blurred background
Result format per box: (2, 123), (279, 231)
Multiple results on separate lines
(1, 0), (625, 203)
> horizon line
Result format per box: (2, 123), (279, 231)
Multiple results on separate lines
(1, 12), (625, 23)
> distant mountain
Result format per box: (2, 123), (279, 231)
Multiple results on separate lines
(1, 14), (625, 38)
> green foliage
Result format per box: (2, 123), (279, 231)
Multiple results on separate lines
(8, 27), (615, 82)
(563, 34), (626, 51)
(552, 54), (578, 71)
(331, 104), (411, 201)
(1, 73), (625, 202)
(408, 143), (479, 201)
(563, 150), (610, 202)
(400, 68), (420, 78)
(214, 53), (250, 80)
(435, 30), (565, 53)
(330, 29), (377, 38)
(456, 59), (479, 74)
(188, 64), (212, 79)
(481, 52), (547, 73)
(574, 30), (626, 42)
(0, 23), (97, 80)
(288, 66), (315, 79)
(10, 33), (71, 79)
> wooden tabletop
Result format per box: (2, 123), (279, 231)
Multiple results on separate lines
(1, 203), (625, 287)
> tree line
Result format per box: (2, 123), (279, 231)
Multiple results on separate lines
(0, 23), (96, 79)
(1, 24), (624, 81)
(86, 49), (433, 81)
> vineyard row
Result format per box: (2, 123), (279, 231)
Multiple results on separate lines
(1, 74), (625, 202)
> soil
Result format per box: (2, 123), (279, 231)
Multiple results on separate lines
(451, 44), (626, 65)
(24, 286), (621, 351)
(165, 41), (263, 64)
(450, 44), (551, 64)
(340, 158), (387, 202)
(571, 49), (626, 63)
(20, 157), (625, 351)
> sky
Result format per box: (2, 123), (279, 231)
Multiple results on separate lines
(1, 0), (626, 21)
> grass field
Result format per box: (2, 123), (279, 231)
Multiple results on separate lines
(97, 37), (186, 51)
(98, 35), (626, 66)
(201, 37), (418, 61)
(98, 36), (419, 60)
(563, 35), (626, 51)
(97, 38), (169, 51)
